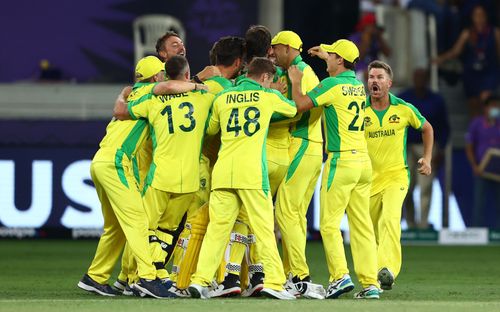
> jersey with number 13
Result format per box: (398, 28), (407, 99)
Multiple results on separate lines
(128, 90), (215, 193)
(206, 78), (297, 191)
(307, 70), (367, 154)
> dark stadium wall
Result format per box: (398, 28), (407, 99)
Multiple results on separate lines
(0, 0), (258, 83)
(283, 0), (360, 80)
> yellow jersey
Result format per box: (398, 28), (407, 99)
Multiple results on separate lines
(201, 76), (234, 165)
(204, 76), (233, 95)
(128, 89), (215, 193)
(364, 93), (426, 192)
(267, 67), (293, 149)
(287, 55), (322, 143)
(307, 70), (367, 155)
(206, 78), (297, 191)
(93, 82), (156, 187)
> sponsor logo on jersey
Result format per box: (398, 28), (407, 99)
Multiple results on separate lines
(364, 116), (373, 127)
(312, 83), (323, 94)
(389, 114), (400, 123)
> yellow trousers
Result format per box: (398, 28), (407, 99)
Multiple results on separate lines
(191, 189), (286, 290)
(320, 152), (378, 288)
(143, 186), (194, 231)
(142, 185), (194, 278)
(170, 155), (211, 282)
(369, 172), (409, 279)
(266, 144), (289, 196)
(275, 138), (322, 279)
(87, 161), (156, 284)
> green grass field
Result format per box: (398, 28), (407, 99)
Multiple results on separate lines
(1, 240), (499, 312)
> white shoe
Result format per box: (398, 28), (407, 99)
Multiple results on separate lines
(261, 287), (296, 300)
(168, 283), (191, 298)
(188, 284), (209, 299)
(326, 274), (355, 299)
(128, 283), (146, 297)
(241, 272), (264, 297)
(208, 274), (241, 298)
(353, 285), (380, 299)
(113, 279), (127, 291)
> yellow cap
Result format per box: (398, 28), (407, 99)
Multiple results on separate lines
(135, 56), (164, 81)
(320, 39), (359, 63)
(271, 30), (303, 52)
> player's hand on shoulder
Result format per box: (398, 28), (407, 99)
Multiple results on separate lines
(288, 66), (303, 83)
(197, 83), (209, 92)
(121, 86), (132, 98)
(308, 46), (329, 60)
(197, 66), (221, 81)
(417, 158), (432, 176)
(270, 80), (287, 93)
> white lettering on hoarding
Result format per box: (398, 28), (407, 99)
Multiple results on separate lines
(0, 159), (103, 229)
(0, 160), (53, 227)
(61, 160), (103, 228)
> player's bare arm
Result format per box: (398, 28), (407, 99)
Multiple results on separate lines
(307, 46), (329, 60)
(205, 111), (220, 136)
(195, 65), (221, 81)
(153, 80), (208, 95)
(113, 81), (208, 121)
(270, 80), (287, 94)
(113, 86), (132, 120)
(418, 121), (434, 176)
(288, 65), (314, 113)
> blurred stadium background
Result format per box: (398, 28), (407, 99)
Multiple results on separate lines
(1, 0), (500, 310)
(0, 0), (499, 242)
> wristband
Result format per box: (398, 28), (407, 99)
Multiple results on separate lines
(193, 75), (203, 83)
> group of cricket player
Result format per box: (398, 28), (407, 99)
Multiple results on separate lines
(77, 24), (434, 300)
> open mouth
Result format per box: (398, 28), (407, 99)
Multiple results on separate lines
(371, 85), (380, 92)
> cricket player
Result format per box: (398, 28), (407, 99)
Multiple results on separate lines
(364, 60), (433, 290)
(210, 25), (283, 297)
(238, 24), (287, 297)
(169, 36), (246, 296)
(189, 57), (297, 300)
(111, 63), (208, 295)
(269, 30), (325, 299)
(114, 55), (214, 289)
(113, 30), (218, 293)
(288, 39), (380, 299)
(78, 56), (197, 299)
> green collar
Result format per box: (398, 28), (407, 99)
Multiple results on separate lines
(290, 54), (303, 67)
(366, 92), (398, 107)
(235, 71), (247, 84)
(132, 82), (151, 90)
(333, 70), (356, 79)
(235, 77), (261, 87)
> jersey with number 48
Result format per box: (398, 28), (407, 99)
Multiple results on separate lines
(128, 90), (215, 193)
(206, 78), (297, 191)
(307, 70), (367, 154)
